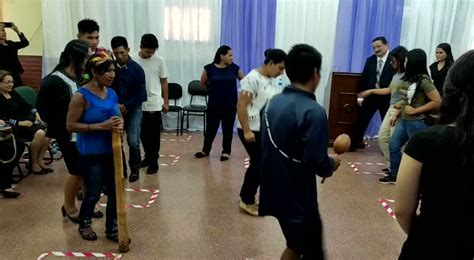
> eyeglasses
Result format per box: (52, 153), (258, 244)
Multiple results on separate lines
(1, 80), (14, 85)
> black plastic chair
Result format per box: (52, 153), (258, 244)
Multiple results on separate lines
(181, 80), (208, 135)
(167, 83), (183, 136)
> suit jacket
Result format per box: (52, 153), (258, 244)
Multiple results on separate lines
(359, 54), (395, 92)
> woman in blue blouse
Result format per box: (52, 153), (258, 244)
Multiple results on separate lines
(66, 52), (123, 242)
(194, 45), (244, 161)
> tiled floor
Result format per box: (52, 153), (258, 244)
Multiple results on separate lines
(0, 133), (405, 259)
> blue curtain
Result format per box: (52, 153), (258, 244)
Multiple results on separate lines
(220, 0), (277, 74)
(333, 0), (405, 137)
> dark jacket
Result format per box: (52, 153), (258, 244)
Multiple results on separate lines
(359, 54), (395, 91)
(0, 33), (29, 85)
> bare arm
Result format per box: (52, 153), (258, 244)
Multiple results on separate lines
(200, 70), (208, 89)
(237, 70), (245, 80)
(395, 153), (422, 234)
(237, 91), (255, 142)
(161, 78), (169, 113)
(358, 87), (391, 98)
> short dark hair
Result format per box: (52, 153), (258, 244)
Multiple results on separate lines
(141, 34), (159, 49)
(213, 45), (231, 64)
(77, 19), (99, 34)
(402, 49), (429, 83)
(263, 49), (287, 65)
(285, 44), (322, 84)
(0, 70), (12, 82)
(111, 36), (128, 49)
(390, 46), (408, 73)
(372, 36), (388, 45)
(84, 53), (113, 77)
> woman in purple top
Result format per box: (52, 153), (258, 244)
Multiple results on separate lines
(67, 52), (123, 242)
(194, 45), (244, 161)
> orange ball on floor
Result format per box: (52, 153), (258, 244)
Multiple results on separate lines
(333, 134), (351, 154)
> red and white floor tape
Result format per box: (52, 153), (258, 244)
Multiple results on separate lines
(99, 188), (160, 209)
(159, 154), (181, 167)
(244, 158), (250, 169)
(37, 251), (121, 260)
(378, 198), (397, 219)
(160, 133), (192, 142)
(348, 162), (388, 176)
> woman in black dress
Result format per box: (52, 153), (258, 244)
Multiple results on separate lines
(429, 43), (454, 95)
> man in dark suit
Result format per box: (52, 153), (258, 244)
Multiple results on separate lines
(351, 36), (395, 151)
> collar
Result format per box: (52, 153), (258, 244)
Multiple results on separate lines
(378, 50), (390, 63)
(117, 56), (133, 70)
(284, 85), (316, 100)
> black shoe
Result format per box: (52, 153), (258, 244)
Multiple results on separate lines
(129, 172), (139, 182)
(382, 167), (390, 172)
(0, 190), (20, 198)
(194, 152), (209, 158)
(378, 175), (397, 185)
(220, 153), (230, 161)
(146, 164), (159, 174)
(140, 159), (149, 168)
(61, 206), (80, 223)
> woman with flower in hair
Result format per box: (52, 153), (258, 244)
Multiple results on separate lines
(66, 51), (123, 241)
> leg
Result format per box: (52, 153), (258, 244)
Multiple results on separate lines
(141, 112), (162, 174)
(377, 107), (396, 166)
(37, 137), (51, 168)
(103, 154), (117, 234)
(57, 139), (82, 213)
(125, 107), (143, 174)
(63, 175), (82, 213)
(377, 95), (391, 120)
(30, 129), (46, 172)
(202, 109), (221, 154)
(78, 155), (104, 239)
(281, 248), (300, 260)
(406, 119), (428, 139)
(238, 129), (261, 205)
(389, 120), (410, 178)
(221, 108), (237, 155)
(351, 96), (379, 150)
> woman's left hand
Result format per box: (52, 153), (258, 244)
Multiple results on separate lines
(111, 116), (124, 135)
(404, 105), (417, 115)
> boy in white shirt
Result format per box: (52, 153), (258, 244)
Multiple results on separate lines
(135, 34), (169, 177)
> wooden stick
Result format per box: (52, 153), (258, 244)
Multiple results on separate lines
(112, 131), (130, 253)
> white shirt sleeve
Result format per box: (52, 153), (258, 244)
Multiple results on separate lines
(159, 56), (168, 79)
(240, 72), (257, 94)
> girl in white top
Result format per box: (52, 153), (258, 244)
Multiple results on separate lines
(237, 49), (287, 216)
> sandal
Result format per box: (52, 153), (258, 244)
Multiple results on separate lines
(78, 226), (97, 241)
(61, 206), (80, 223)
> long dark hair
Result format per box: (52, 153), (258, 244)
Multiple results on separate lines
(402, 49), (429, 83)
(263, 48), (287, 64)
(439, 50), (474, 165)
(436, 43), (454, 66)
(53, 40), (89, 77)
(390, 46), (408, 73)
(213, 45), (231, 64)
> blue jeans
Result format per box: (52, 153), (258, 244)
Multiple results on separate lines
(79, 154), (116, 233)
(389, 119), (427, 177)
(124, 106), (142, 172)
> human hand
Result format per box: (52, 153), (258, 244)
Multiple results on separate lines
(390, 116), (398, 127)
(111, 116), (124, 135)
(11, 23), (20, 34)
(404, 105), (417, 115)
(119, 104), (127, 114)
(244, 130), (256, 143)
(162, 103), (169, 113)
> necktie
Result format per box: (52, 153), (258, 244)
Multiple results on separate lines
(376, 59), (383, 86)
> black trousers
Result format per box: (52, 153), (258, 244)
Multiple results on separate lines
(238, 129), (261, 205)
(0, 139), (25, 189)
(140, 111), (162, 168)
(352, 94), (390, 148)
(202, 107), (236, 154)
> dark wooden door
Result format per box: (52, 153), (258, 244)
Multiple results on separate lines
(328, 72), (364, 148)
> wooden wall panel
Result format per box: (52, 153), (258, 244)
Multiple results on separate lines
(19, 55), (42, 91)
